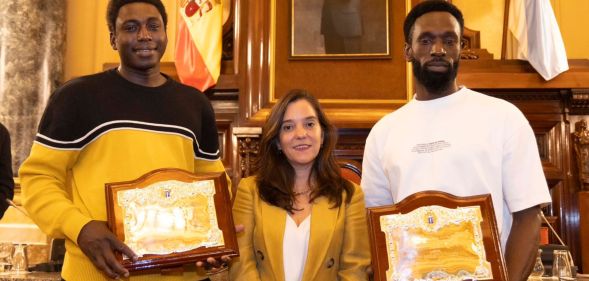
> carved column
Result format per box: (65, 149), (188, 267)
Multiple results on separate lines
(0, 0), (66, 172)
(233, 127), (262, 178)
(573, 119), (589, 191)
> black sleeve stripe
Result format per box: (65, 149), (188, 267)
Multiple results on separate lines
(35, 120), (219, 160)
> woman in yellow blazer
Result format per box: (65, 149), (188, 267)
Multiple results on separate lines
(229, 89), (371, 281)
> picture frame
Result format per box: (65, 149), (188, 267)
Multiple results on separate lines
(366, 191), (508, 281)
(105, 168), (238, 272)
(290, 0), (390, 59)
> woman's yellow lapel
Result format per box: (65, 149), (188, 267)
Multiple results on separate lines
(261, 200), (287, 281)
(302, 196), (339, 280)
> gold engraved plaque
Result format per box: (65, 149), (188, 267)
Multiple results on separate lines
(380, 205), (492, 281)
(106, 169), (239, 271)
(367, 192), (507, 281)
(118, 180), (223, 257)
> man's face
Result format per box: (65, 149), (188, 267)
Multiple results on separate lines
(110, 2), (167, 72)
(405, 12), (461, 93)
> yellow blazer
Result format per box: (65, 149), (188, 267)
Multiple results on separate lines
(229, 176), (371, 281)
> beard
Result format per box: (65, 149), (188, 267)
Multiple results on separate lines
(412, 59), (459, 94)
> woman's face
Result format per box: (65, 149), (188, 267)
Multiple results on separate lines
(278, 99), (324, 171)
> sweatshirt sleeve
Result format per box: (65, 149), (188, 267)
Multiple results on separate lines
(18, 88), (92, 244)
(361, 125), (394, 207)
(193, 94), (232, 196)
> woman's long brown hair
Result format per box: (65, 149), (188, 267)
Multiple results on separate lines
(255, 89), (354, 213)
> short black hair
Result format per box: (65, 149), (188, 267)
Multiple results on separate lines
(403, 0), (464, 44)
(107, 0), (168, 33)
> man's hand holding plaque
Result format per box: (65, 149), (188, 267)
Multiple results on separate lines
(78, 221), (138, 279)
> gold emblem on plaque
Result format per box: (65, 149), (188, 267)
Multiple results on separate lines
(117, 179), (224, 257)
(380, 205), (492, 281)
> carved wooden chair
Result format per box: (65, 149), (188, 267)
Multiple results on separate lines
(337, 158), (362, 185)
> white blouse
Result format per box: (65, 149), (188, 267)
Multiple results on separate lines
(283, 214), (311, 281)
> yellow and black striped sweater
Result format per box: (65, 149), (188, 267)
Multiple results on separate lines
(19, 69), (228, 281)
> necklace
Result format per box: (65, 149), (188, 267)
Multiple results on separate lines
(293, 189), (311, 196)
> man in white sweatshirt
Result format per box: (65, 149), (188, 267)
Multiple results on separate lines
(361, 2), (551, 281)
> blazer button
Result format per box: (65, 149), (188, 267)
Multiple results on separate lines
(256, 250), (265, 261)
(326, 258), (335, 268)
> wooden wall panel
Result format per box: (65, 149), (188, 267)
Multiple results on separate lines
(580, 192), (589, 273)
(238, 0), (411, 127)
(274, 0), (405, 101)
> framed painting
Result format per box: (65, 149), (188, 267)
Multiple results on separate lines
(290, 0), (390, 59)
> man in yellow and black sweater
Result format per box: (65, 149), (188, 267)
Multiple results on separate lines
(19, 0), (228, 280)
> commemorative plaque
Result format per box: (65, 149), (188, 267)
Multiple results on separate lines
(367, 191), (508, 281)
(105, 168), (238, 271)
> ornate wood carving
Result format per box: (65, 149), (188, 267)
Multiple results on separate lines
(238, 137), (259, 177)
(233, 127), (262, 178)
(573, 120), (589, 191)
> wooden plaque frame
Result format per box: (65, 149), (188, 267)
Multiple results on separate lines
(105, 168), (238, 271)
(366, 191), (508, 281)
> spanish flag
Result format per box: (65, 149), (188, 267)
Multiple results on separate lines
(175, 0), (223, 92)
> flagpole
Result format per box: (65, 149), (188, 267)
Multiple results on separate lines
(501, 0), (510, 59)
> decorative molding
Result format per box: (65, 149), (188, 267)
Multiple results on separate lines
(458, 60), (589, 90)
(484, 90), (566, 101)
(570, 89), (589, 115)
